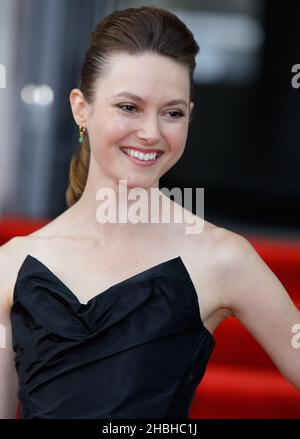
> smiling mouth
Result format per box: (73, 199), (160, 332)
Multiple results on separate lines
(120, 147), (164, 163)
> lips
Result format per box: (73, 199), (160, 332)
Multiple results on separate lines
(119, 146), (164, 155)
(120, 146), (163, 167)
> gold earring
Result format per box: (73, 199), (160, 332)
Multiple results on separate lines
(78, 126), (86, 143)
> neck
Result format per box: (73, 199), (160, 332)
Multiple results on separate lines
(67, 168), (172, 242)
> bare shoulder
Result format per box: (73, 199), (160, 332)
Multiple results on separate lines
(197, 224), (255, 292)
(183, 221), (252, 323)
(206, 226), (259, 283)
(184, 215), (252, 261)
(205, 225), (287, 313)
(205, 225), (253, 264)
(0, 212), (67, 303)
(180, 211), (245, 256)
(173, 217), (245, 330)
(0, 236), (36, 309)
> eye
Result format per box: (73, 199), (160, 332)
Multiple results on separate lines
(167, 111), (185, 119)
(116, 103), (185, 119)
(117, 103), (137, 113)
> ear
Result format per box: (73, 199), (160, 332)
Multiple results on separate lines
(69, 88), (89, 127)
(189, 101), (194, 122)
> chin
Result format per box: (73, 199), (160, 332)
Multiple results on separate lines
(118, 175), (157, 190)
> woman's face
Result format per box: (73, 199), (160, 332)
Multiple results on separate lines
(71, 51), (194, 189)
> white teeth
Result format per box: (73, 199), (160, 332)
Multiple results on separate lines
(122, 148), (161, 161)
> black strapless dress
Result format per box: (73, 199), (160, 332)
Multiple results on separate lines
(10, 255), (215, 419)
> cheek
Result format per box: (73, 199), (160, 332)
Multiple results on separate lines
(163, 124), (188, 152)
(91, 121), (133, 167)
(91, 108), (128, 134)
(103, 117), (135, 146)
(91, 119), (129, 152)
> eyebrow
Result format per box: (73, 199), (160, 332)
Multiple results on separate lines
(112, 92), (188, 108)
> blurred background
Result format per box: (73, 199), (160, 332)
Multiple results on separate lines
(1, 0), (300, 419)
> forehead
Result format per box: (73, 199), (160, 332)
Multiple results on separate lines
(95, 52), (190, 100)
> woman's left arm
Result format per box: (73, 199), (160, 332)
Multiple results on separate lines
(216, 229), (300, 391)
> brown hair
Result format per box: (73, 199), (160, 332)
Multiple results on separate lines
(65, 5), (200, 208)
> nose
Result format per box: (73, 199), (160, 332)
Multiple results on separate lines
(136, 113), (161, 144)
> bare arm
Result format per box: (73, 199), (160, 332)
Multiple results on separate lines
(216, 229), (300, 391)
(0, 241), (19, 418)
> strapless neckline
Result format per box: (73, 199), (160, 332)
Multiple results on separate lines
(11, 253), (216, 419)
(13, 254), (215, 342)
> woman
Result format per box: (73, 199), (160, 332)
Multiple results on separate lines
(0, 5), (299, 419)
